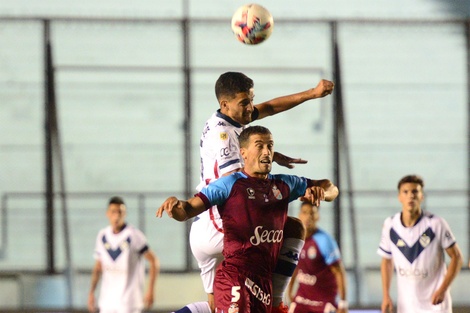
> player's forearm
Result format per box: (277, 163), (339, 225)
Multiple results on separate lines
(147, 254), (159, 293)
(380, 259), (393, 298)
(89, 269), (101, 294)
(439, 250), (463, 292)
(257, 90), (315, 119)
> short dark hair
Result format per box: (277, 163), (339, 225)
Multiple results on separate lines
(215, 72), (254, 101)
(239, 125), (272, 148)
(397, 175), (424, 190)
(108, 196), (125, 206)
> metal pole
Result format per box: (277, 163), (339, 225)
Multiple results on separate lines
(182, 17), (193, 271)
(44, 19), (55, 274)
(331, 21), (342, 248)
(466, 20), (470, 264)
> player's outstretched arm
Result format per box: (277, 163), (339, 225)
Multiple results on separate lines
(255, 79), (334, 120)
(299, 179), (339, 205)
(156, 196), (206, 221)
(273, 151), (308, 169)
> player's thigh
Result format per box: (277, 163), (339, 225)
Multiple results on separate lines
(190, 218), (224, 261)
(284, 216), (306, 240)
(214, 267), (271, 312)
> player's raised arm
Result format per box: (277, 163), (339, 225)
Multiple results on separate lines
(255, 79), (334, 120)
(156, 196), (206, 221)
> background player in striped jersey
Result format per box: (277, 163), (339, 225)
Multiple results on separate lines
(88, 196), (159, 313)
(287, 202), (348, 313)
(157, 125), (339, 313)
(179, 71), (334, 313)
(377, 175), (463, 313)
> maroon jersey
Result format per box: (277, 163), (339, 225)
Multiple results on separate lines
(292, 229), (341, 313)
(197, 170), (312, 312)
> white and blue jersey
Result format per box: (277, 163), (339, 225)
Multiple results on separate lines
(93, 224), (149, 312)
(377, 211), (457, 313)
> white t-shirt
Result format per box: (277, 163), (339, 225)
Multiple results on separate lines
(377, 211), (457, 313)
(195, 109), (255, 228)
(94, 224), (148, 311)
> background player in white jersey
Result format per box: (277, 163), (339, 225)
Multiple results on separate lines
(177, 72), (334, 313)
(377, 175), (463, 313)
(88, 196), (159, 313)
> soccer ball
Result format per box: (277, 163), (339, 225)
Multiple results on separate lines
(231, 4), (274, 45)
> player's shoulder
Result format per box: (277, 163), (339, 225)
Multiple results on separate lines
(216, 171), (247, 185)
(269, 173), (302, 183)
(313, 228), (336, 243)
(421, 211), (448, 226)
(383, 213), (399, 227)
(96, 226), (108, 238)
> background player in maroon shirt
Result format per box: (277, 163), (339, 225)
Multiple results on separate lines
(157, 126), (339, 313)
(287, 202), (348, 313)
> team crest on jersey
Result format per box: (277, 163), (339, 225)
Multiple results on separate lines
(247, 188), (255, 199)
(272, 185), (283, 200)
(220, 132), (228, 140)
(419, 234), (430, 247)
(228, 303), (239, 313)
(307, 246), (317, 259)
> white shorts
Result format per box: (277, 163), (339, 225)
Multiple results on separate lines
(189, 206), (224, 294)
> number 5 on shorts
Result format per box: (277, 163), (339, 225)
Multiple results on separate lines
(231, 286), (241, 302)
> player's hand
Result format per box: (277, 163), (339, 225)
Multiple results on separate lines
(431, 288), (446, 305)
(156, 197), (180, 218)
(312, 79), (334, 98)
(273, 151), (307, 169)
(298, 186), (325, 206)
(144, 290), (154, 309)
(381, 296), (394, 313)
(87, 293), (97, 313)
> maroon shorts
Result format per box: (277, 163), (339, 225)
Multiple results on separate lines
(214, 262), (272, 313)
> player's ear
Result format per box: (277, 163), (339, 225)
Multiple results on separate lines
(220, 99), (228, 110)
(240, 147), (247, 160)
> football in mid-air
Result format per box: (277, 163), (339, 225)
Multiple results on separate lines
(231, 4), (274, 45)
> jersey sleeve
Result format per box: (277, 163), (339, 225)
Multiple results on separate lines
(212, 126), (243, 176)
(197, 173), (242, 208)
(437, 216), (457, 249)
(314, 230), (341, 266)
(132, 227), (149, 255)
(272, 174), (308, 202)
(377, 217), (393, 259)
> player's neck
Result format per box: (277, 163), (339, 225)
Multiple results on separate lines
(401, 209), (422, 227)
(242, 168), (268, 180)
(306, 226), (318, 238)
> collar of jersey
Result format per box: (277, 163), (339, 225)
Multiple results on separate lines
(216, 110), (243, 128)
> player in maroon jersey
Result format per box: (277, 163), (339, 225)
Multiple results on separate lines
(157, 126), (339, 312)
(287, 202), (348, 313)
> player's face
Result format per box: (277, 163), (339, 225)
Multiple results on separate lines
(398, 182), (423, 214)
(299, 203), (319, 231)
(241, 133), (273, 178)
(222, 89), (254, 125)
(107, 203), (127, 233)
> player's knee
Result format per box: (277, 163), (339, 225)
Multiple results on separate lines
(283, 216), (306, 240)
